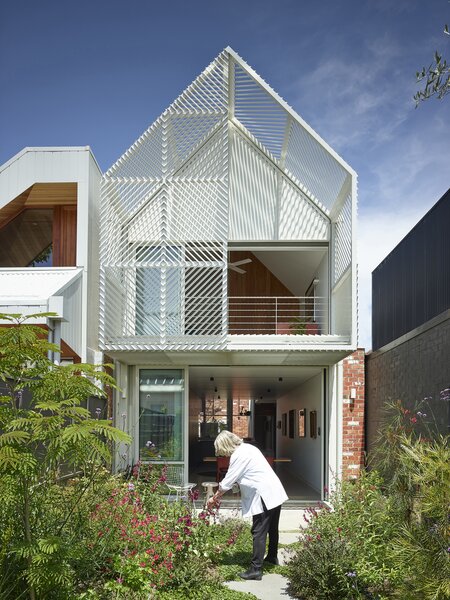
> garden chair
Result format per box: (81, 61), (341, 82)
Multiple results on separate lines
(165, 465), (197, 508)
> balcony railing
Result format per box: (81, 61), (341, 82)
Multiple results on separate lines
(228, 296), (327, 335)
(131, 295), (328, 338)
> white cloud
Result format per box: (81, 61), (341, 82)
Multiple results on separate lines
(289, 34), (411, 152)
(288, 32), (450, 352)
(356, 113), (450, 350)
(357, 205), (426, 350)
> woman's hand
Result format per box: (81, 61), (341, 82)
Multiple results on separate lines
(207, 490), (222, 510)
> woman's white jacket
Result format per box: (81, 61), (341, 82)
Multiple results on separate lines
(219, 443), (288, 517)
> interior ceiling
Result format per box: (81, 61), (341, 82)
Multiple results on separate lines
(189, 365), (323, 403)
(253, 249), (327, 296)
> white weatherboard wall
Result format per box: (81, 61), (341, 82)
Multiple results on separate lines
(0, 147), (102, 363)
(277, 372), (323, 492)
(85, 151), (102, 361)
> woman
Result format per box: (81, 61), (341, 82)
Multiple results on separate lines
(207, 430), (288, 580)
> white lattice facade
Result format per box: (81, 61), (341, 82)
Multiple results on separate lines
(100, 48), (357, 353)
(0, 48), (359, 497)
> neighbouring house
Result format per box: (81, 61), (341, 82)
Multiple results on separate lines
(366, 188), (450, 450)
(0, 48), (364, 502)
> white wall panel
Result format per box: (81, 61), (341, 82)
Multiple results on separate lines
(277, 372), (323, 492)
(169, 180), (227, 241)
(279, 177), (329, 240)
(0, 148), (90, 209)
(229, 130), (277, 240)
(175, 123), (227, 178)
(285, 122), (348, 213)
(234, 62), (287, 160)
(128, 188), (166, 244)
(61, 275), (83, 358)
(101, 53), (229, 351)
(331, 272), (352, 336)
(333, 192), (352, 285)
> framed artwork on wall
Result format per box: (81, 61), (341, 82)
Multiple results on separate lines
(310, 410), (317, 439)
(282, 413), (287, 436)
(289, 409), (295, 438)
(298, 408), (306, 437)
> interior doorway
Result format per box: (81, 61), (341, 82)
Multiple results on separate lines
(254, 402), (276, 456)
(188, 365), (324, 502)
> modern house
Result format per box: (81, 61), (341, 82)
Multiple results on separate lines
(0, 48), (363, 501)
(366, 188), (450, 448)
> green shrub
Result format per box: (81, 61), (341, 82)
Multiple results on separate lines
(388, 435), (450, 599)
(287, 397), (450, 600)
(0, 313), (130, 599)
(371, 399), (450, 599)
(287, 472), (398, 599)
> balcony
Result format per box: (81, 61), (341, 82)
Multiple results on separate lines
(228, 296), (327, 335)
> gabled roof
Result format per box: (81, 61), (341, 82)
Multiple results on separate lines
(104, 47), (355, 215)
(225, 47), (354, 176)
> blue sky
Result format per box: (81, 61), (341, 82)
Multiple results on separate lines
(1, 0), (449, 349)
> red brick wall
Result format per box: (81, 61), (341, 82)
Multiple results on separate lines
(341, 349), (365, 479)
(231, 398), (251, 438)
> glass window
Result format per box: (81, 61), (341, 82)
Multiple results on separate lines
(0, 209), (53, 267)
(198, 396), (228, 439)
(139, 369), (184, 462)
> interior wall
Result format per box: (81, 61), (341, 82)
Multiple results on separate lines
(228, 251), (295, 333)
(53, 206), (77, 266)
(228, 251), (294, 296)
(276, 372), (323, 492)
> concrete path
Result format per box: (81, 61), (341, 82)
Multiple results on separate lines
(223, 508), (306, 600)
(225, 572), (294, 599)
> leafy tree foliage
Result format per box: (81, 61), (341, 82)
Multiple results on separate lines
(0, 313), (131, 599)
(415, 24), (450, 104)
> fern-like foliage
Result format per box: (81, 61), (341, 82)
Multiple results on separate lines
(0, 313), (131, 598)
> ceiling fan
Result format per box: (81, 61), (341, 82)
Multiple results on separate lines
(228, 258), (252, 274)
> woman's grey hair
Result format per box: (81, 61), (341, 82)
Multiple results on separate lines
(214, 430), (243, 457)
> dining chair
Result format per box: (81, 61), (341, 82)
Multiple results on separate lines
(216, 456), (230, 482)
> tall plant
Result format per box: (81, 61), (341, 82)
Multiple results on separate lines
(0, 313), (131, 599)
(371, 399), (450, 599)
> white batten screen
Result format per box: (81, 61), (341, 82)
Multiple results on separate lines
(100, 48), (355, 350)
